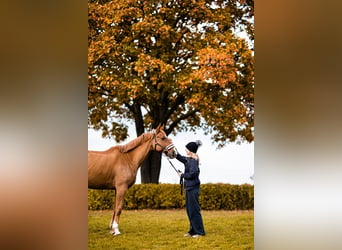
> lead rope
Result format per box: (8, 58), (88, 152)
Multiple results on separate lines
(166, 157), (184, 195)
(179, 175), (184, 195)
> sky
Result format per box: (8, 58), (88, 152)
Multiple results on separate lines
(88, 126), (254, 185)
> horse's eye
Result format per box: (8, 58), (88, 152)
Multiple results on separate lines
(161, 137), (166, 140)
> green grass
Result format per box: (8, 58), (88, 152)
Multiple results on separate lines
(88, 210), (253, 249)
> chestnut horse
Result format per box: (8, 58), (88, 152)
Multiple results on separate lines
(88, 125), (176, 235)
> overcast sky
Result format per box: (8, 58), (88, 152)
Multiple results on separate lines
(88, 127), (254, 185)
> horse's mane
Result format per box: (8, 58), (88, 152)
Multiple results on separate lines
(119, 132), (153, 153)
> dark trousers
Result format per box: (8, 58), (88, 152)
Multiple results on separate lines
(185, 187), (205, 235)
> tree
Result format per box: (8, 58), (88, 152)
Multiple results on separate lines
(88, 0), (254, 183)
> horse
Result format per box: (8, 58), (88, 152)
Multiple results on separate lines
(88, 125), (176, 235)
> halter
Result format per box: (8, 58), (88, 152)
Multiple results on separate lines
(152, 130), (175, 152)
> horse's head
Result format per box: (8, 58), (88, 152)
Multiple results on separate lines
(152, 124), (177, 159)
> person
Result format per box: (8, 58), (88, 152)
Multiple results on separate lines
(176, 140), (205, 238)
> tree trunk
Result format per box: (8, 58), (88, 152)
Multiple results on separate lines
(133, 102), (145, 136)
(140, 151), (162, 183)
(133, 102), (162, 184)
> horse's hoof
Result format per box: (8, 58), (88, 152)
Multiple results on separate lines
(109, 230), (121, 236)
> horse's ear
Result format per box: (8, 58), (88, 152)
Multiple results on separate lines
(155, 124), (161, 133)
(155, 123), (164, 133)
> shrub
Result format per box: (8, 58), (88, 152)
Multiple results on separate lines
(88, 184), (253, 210)
(88, 189), (115, 210)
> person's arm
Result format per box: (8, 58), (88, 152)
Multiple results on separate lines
(176, 153), (187, 164)
(182, 160), (199, 180)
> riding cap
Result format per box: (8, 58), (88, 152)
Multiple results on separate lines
(185, 140), (202, 153)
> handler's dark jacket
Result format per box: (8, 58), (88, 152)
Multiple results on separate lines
(176, 153), (200, 191)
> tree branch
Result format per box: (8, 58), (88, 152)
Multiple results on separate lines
(166, 109), (198, 135)
(124, 101), (134, 113)
(173, 28), (189, 49)
(88, 84), (116, 99)
(164, 94), (185, 120)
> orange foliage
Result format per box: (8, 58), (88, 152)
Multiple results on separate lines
(88, 0), (254, 146)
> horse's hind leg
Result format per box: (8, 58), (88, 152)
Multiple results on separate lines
(109, 186), (127, 235)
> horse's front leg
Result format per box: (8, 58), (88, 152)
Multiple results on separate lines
(110, 186), (127, 235)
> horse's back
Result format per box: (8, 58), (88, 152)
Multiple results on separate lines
(88, 147), (121, 189)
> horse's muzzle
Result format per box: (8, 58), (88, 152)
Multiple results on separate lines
(164, 144), (176, 159)
(165, 144), (175, 152)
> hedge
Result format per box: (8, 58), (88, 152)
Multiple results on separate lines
(88, 184), (254, 210)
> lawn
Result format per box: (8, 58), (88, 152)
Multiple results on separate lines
(88, 209), (253, 249)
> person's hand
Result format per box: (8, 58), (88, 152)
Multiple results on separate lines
(178, 171), (182, 177)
